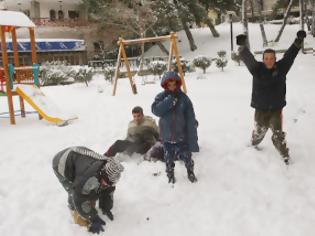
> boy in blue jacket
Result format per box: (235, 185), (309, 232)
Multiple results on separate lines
(152, 71), (199, 183)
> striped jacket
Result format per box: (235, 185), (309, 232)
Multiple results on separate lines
(52, 147), (115, 221)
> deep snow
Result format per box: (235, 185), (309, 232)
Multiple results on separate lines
(1, 23), (315, 236)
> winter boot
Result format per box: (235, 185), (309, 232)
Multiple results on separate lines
(187, 169), (197, 183)
(71, 210), (89, 227)
(167, 171), (176, 184)
(283, 155), (291, 165)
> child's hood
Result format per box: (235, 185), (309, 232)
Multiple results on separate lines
(161, 71), (182, 89)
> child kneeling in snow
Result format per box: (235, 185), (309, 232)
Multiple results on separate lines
(52, 146), (124, 234)
(151, 71), (199, 183)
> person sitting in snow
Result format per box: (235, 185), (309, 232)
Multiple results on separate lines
(236, 30), (306, 165)
(52, 146), (124, 234)
(104, 106), (159, 158)
(152, 71), (199, 183)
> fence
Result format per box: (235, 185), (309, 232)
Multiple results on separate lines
(88, 56), (169, 72)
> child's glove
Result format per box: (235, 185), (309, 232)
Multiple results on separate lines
(294, 30), (306, 48)
(236, 34), (247, 46)
(88, 215), (106, 234)
(168, 94), (178, 107)
(297, 30), (306, 39)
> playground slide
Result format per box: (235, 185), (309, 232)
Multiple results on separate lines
(15, 84), (77, 126)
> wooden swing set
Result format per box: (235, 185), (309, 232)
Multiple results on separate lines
(112, 32), (187, 96)
(0, 11), (39, 125)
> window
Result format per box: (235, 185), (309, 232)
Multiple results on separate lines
(68, 10), (79, 19)
(50, 10), (56, 21)
(58, 10), (64, 20)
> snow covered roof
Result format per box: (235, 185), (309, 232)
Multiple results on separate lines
(0, 10), (35, 28)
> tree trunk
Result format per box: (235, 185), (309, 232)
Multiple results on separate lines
(173, 0), (197, 51)
(274, 0), (294, 42)
(312, 0), (315, 36)
(300, 0), (305, 30)
(205, 18), (220, 37)
(242, 0), (250, 48)
(249, 0), (255, 20)
(137, 32), (145, 76)
(182, 20), (197, 51)
(300, 0), (305, 52)
(254, 0), (268, 46)
(148, 28), (169, 55)
(305, 0), (311, 31)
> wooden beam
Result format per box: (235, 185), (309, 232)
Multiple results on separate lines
(112, 42), (123, 96)
(29, 27), (42, 120)
(171, 33), (187, 94)
(167, 39), (174, 71)
(0, 26), (15, 124)
(29, 27), (37, 65)
(11, 28), (26, 118)
(121, 35), (172, 46)
(11, 28), (20, 67)
(120, 44), (137, 94)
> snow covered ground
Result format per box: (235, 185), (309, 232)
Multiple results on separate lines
(1, 23), (315, 236)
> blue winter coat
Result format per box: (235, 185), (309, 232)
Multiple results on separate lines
(151, 72), (199, 152)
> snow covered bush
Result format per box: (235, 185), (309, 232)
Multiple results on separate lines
(215, 50), (228, 72)
(192, 56), (211, 74)
(73, 66), (93, 87)
(40, 61), (94, 86)
(148, 60), (167, 78)
(40, 61), (75, 86)
(103, 66), (115, 82)
(172, 57), (189, 75)
(231, 51), (241, 66)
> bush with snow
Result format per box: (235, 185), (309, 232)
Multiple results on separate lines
(172, 57), (189, 74)
(40, 61), (75, 86)
(73, 66), (93, 87)
(215, 50), (228, 72)
(148, 60), (167, 78)
(192, 56), (212, 74)
(103, 65), (115, 82)
(40, 61), (94, 86)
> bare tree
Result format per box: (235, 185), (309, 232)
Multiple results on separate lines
(312, 0), (315, 36)
(300, 0), (305, 30)
(254, 0), (268, 46)
(173, 0), (197, 51)
(204, 17), (220, 38)
(300, 0), (305, 52)
(274, 0), (295, 42)
(242, 0), (250, 48)
(249, 0), (255, 19)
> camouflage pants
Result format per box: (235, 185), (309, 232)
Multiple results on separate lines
(163, 142), (194, 175)
(251, 109), (289, 158)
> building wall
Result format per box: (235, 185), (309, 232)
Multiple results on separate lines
(262, 0), (275, 12)
(2, 0), (86, 20)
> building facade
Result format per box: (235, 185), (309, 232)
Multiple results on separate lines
(0, 0), (87, 27)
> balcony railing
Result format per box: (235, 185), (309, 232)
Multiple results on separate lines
(32, 18), (89, 27)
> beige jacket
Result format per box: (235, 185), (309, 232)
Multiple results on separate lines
(126, 116), (159, 145)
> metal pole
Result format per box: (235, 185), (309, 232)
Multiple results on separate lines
(230, 13), (234, 52)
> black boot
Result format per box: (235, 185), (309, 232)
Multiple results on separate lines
(167, 171), (175, 184)
(283, 156), (291, 165)
(187, 169), (197, 183)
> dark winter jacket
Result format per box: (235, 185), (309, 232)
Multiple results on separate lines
(151, 72), (199, 152)
(52, 147), (115, 221)
(239, 41), (301, 111)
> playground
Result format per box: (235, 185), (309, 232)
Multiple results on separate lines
(0, 11), (75, 126)
(1, 10), (315, 236)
